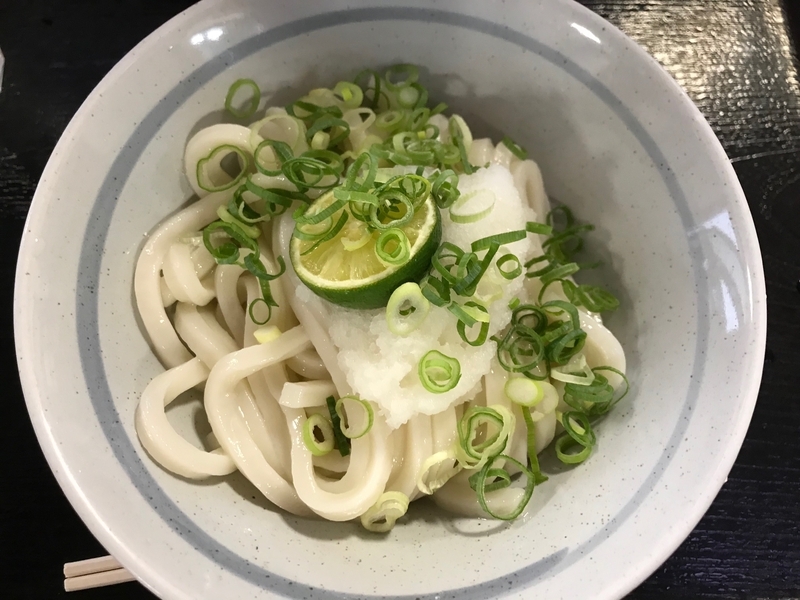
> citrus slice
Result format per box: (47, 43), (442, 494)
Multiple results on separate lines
(291, 192), (441, 309)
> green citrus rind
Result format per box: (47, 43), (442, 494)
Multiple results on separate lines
(291, 196), (441, 309)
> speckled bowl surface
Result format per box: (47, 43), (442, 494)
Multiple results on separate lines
(14, 0), (766, 598)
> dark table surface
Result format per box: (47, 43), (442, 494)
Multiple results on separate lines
(1, 1), (798, 598)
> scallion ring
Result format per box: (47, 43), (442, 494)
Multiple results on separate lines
(196, 145), (249, 193)
(555, 433), (592, 464)
(343, 152), (377, 192)
(375, 228), (411, 266)
(470, 454), (535, 521)
(418, 350), (461, 394)
(449, 189), (496, 224)
(551, 354), (596, 386)
(369, 190), (414, 231)
(520, 405), (549, 484)
(384, 64), (419, 90)
(504, 377), (546, 407)
(386, 282), (430, 336)
(360, 492), (410, 533)
(375, 110), (406, 131)
(216, 206), (260, 239)
(325, 395), (351, 457)
(202, 220), (258, 264)
(333, 80), (364, 110)
(562, 410), (596, 448)
(302, 413), (335, 456)
(334, 396), (374, 439)
(225, 78), (260, 119)
(455, 301), (490, 346)
(253, 139), (293, 176)
(496, 254), (522, 279)
(417, 449), (462, 495)
(501, 135), (528, 160)
(456, 405), (515, 469)
(431, 169), (460, 209)
(470, 230), (527, 252)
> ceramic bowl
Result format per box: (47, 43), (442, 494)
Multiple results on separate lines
(15, 0), (766, 598)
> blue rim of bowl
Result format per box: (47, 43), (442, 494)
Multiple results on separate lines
(72, 7), (713, 600)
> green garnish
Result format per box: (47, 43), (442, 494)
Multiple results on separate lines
(225, 78), (261, 119)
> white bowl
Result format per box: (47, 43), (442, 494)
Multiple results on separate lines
(14, 0), (766, 598)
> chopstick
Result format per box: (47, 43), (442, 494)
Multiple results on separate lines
(63, 556), (136, 592)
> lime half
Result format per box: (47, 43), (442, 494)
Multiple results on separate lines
(291, 193), (441, 309)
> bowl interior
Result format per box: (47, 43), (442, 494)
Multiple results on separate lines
(16, 2), (765, 599)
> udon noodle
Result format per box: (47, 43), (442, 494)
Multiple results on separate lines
(134, 67), (627, 531)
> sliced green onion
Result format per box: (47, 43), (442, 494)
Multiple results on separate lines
(333, 188), (380, 205)
(449, 189), (496, 224)
(398, 85), (420, 108)
(541, 300), (582, 330)
(202, 220), (258, 264)
(360, 491), (410, 533)
(389, 174), (431, 208)
(417, 449), (462, 495)
(470, 454), (535, 520)
(343, 152), (378, 192)
(302, 413), (335, 456)
(447, 299), (490, 327)
(282, 151), (343, 190)
(504, 377), (546, 407)
(455, 301), (490, 346)
(418, 350), (461, 393)
(310, 130), (330, 150)
(572, 284), (620, 312)
(564, 366), (629, 416)
(431, 242), (463, 284)
(496, 254), (522, 279)
(216, 206), (260, 238)
(333, 80), (364, 110)
(546, 326), (587, 364)
(551, 354), (596, 385)
(384, 64), (419, 90)
(354, 68), (382, 109)
(547, 205), (576, 229)
(470, 230), (527, 252)
(430, 169), (460, 209)
(386, 282), (430, 336)
(495, 323), (546, 375)
(540, 262), (580, 286)
(430, 102), (448, 116)
(526, 221), (553, 235)
(420, 275), (451, 307)
(287, 99), (344, 121)
(294, 192), (347, 225)
(562, 410), (596, 448)
(375, 110), (406, 131)
(521, 406), (548, 485)
(253, 139), (293, 176)
(369, 191), (414, 230)
(334, 396), (374, 439)
(407, 107), (429, 131)
(196, 145), (249, 192)
(448, 245), (497, 297)
(456, 405), (515, 469)
(306, 115), (350, 148)
(555, 433), (592, 464)
(244, 179), (305, 214)
(501, 135), (528, 160)
(375, 228), (411, 266)
(325, 395), (351, 456)
(225, 78), (260, 119)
